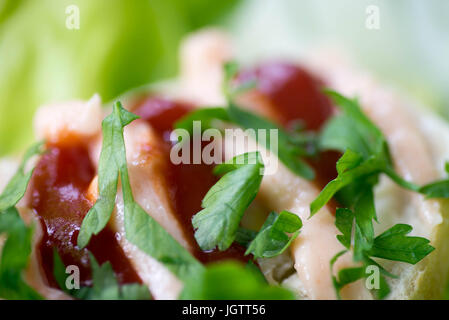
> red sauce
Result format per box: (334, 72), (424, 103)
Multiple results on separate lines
(238, 62), (335, 131)
(30, 144), (141, 287)
(239, 62), (341, 206)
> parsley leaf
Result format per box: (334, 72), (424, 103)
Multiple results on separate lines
(310, 90), (391, 216)
(310, 150), (384, 215)
(414, 160), (449, 199)
(227, 102), (315, 179)
(123, 200), (203, 280)
(367, 224), (434, 264)
(310, 90), (425, 215)
(352, 187), (376, 261)
(174, 107), (229, 135)
(330, 253), (391, 300)
(53, 251), (150, 300)
(78, 102), (203, 281)
(419, 180), (449, 198)
(320, 90), (388, 159)
(329, 180), (433, 298)
(77, 105), (139, 248)
(331, 258), (365, 299)
(245, 211), (302, 259)
(0, 207), (42, 300)
(0, 142), (43, 212)
(235, 227), (258, 247)
(335, 208), (353, 250)
(313, 90), (435, 299)
(179, 261), (294, 300)
(192, 152), (264, 251)
(0, 142), (44, 300)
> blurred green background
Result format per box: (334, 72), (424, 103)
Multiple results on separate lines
(0, 0), (448, 156)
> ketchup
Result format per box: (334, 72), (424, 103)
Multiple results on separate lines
(238, 62), (334, 131)
(30, 144), (141, 287)
(239, 62), (341, 197)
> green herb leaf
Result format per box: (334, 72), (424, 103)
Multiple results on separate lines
(335, 266), (366, 291)
(192, 151), (264, 251)
(310, 152), (384, 215)
(318, 90), (435, 299)
(0, 207), (42, 300)
(352, 187), (376, 261)
(412, 160), (449, 199)
(235, 227), (258, 247)
(321, 90), (387, 159)
(330, 251), (392, 300)
(0, 142), (43, 212)
(368, 224), (435, 264)
(419, 179), (449, 198)
(174, 107), (230, 134)
(311, 90), (394, 215)
(227, 103), (315, 179)
(329, 250), (350, 299)
(52, 248), (68, 294)
(78, 101), (203, 281)
(313, 90), (433, 214)
(77, 105), (138, 248)
(123, 200), (203, 280)
(179, 261), (294, 300)
(112, 102), (203, 280)
(0, 142), (44, 300)
(53, 250), (150, 300)
(245, 211), (302, 258)
(335, 208), (354, 249)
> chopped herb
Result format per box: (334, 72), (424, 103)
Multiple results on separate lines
(0, 142), (44, 212)
(53, 251), (150, 300)
(311, 90), (449, 215)
(245, 211), (302, 259)
(313, 90), (434, 299)
(235, 227), (258, 247)
(330, 252), (391, 300)
(78, 102), (203, 281)
(419, 180), (449, 198)
(0, 142), (44, 300)
(227, 102), (315, 179)
(335, 208), (353, 250)
(179, 261), (294, 300)
(77, 105), (139, 248)
(329, 180), (432, 299)
(174, 107), (230, 135)
(367, 224), (434, 264)
(192, 152), (264, 251)
(0, 207), (42, 300)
